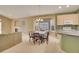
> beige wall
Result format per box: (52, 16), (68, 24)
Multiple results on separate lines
(12, 18), (34, 34)
(25, 16), (55, 32)
(12, 20), (24, 32)
(0, 15), (12, 34)
(25, 18), (34, 32)
(11, 18), (34, 42)
(12, 16), (55, 34)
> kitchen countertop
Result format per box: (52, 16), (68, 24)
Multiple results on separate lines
(0, 32), (21, 36)
(57, 30), (79, 36)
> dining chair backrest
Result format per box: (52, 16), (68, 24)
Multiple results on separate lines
(29, 31), (33, 38)
(33, 33), (40, 37)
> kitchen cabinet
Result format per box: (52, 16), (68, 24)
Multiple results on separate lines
(57, 15), (64, 25)
(57, 14), (79, 25)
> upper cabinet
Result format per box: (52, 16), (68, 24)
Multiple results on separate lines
(57, 14), (79, 25)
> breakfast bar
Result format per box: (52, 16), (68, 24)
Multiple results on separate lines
(58, 30), (79, 53)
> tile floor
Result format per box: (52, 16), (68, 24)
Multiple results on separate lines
(2, 33), (64, 53)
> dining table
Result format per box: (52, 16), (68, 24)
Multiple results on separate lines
(29, 30), (49, 44)
(34, 30), (49, 43)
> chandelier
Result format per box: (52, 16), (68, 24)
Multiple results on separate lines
(36, 17), (43, 22)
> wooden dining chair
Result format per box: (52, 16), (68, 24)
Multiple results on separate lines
(29, 31), (34, 42)
(43, 32), (49, 44)
(32, 33), (41, 44)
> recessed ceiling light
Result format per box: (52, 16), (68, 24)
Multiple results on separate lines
(58, 6), (62, 9)
(66, 5), (70, 7)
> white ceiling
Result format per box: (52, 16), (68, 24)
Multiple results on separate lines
(0, 5), (79, 19)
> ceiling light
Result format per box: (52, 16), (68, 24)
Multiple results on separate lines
(58, 6), (62, 9)
(66, 5), (70, 7)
